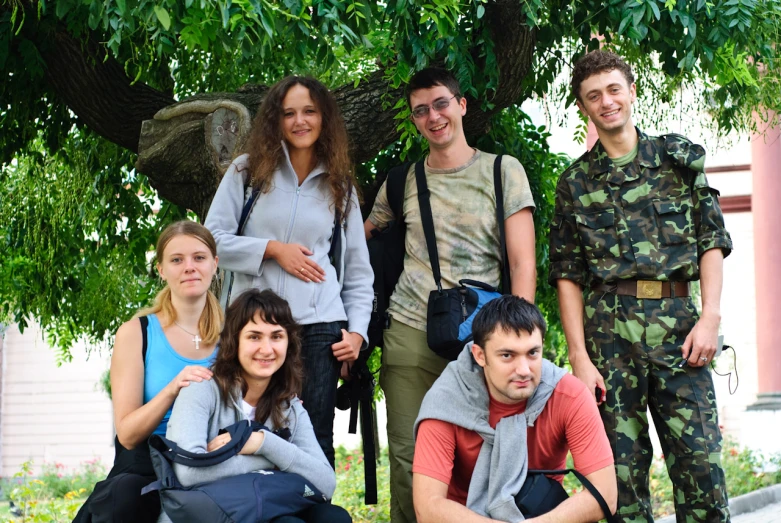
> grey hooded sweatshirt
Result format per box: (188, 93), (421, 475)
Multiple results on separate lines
(414, 343), (567, 522)
(204, 145), (373, 340)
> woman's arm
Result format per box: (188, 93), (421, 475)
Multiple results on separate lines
(167, 381), (296, 487)
(338, 192), (374, 345)
(255, 400), (337, 498)
(111, 318), (212, 449)
(204, 155), (273, 275)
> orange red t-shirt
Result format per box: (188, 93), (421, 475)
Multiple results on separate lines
(412, 373), (613, 505)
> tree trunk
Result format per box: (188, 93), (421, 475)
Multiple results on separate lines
(34, 1), (535, 218)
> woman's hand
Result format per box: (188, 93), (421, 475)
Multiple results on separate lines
(267, 241), (325, 283)
(206, 431), (265, 454)
(165, 365), (213, 399)
(331, 329), (363, 362)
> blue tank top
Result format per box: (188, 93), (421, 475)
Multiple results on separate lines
(143, 314), (217, 435)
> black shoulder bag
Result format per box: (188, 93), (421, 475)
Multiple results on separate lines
(416, 155), (510, 360)
(143, 421), (327, 523)
(516, 468), (618, 522)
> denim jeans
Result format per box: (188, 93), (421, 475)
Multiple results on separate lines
(299, 321), (346, 469)
(271, 503), (352, 523)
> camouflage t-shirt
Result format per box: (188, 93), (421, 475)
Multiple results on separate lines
(548, 129), (733, 288)
(369, 150), (536, 331)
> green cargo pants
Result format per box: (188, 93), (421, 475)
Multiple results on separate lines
(380, 318), (448, 523)
(585, 290), (730, 523)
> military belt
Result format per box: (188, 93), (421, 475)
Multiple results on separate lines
(592, 280), (691, 300)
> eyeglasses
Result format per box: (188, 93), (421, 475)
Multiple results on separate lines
(411, 95), (457, 119)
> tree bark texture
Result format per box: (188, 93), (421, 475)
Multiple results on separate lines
(32, 1), (535, 219)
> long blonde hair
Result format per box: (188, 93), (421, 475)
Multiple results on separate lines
(137, 221), (223, 344)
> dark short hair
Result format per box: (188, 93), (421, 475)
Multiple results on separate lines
(472, 295), (547, 348)
(571, 50), (635, 102)
(406, 67), (462, 108)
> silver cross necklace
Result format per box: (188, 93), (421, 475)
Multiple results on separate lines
(174, 321), (202, 350)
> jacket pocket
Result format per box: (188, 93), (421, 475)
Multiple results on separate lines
(653, 199), (694, 246)
(575, 209), (617, 260)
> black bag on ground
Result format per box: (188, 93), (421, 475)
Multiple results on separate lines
(414, 156), (511, 360)
(515, 469), (618, 522)
(144, 420), (328, 523)
(366, 162), (411, 350)
(72, 316), (159, 523)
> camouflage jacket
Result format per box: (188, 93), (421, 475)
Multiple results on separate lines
(548, 129), (732, 287)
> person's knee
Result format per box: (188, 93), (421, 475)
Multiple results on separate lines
(307, 503), (352, 523)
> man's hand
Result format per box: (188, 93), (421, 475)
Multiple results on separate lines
(681, 311), (720, 367)
(570, 356), (606, 405)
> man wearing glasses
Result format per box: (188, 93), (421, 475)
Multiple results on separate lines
(364, 67), (537, 522)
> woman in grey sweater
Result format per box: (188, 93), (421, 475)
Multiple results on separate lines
(204, 76), (372, 468)
(161, 288), (351, 523)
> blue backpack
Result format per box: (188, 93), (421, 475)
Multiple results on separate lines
(143, 420), (327, 523)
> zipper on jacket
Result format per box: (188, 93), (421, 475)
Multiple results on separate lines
(280, 186), (302, 297)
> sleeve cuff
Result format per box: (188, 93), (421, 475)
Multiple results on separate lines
(697, 233), (733, 260)
(548, 263), (587, 287)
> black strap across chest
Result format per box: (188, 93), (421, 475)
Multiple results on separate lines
(413, 155), (510, 292)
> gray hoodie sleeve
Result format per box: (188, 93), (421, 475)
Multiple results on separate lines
(204, 154), (270, 276)
(340, 191), (374, 342)
(165, 381), (335, 498)
(257, 399), (336, 498)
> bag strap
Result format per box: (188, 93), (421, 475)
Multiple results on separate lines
(140, 315), (149, 363)
(493, 155), (511, 294)
(526, 469), (618, 523)
(415, 156), (509, 292)
(414, 160), (444, 291)
(328, 181), (353, 282)
(387, 162), (411, 220)
(149, 420), (264, 468)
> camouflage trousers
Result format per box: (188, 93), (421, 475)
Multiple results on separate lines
(584, 290), (730, 523)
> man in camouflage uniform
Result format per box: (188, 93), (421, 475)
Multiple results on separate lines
(549, 50), (732, 522)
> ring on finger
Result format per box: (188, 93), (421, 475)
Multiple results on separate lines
(299, 267), (304, 273)
(700, 356), (708, 361)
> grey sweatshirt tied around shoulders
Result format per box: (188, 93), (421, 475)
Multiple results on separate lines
(413, 343), (567, 522)
(204, 144), (373, 340)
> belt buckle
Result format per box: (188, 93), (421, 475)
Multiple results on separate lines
(637, 280), (662, 299)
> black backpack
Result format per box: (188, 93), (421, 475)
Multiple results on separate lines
(143, 420), (328, 523)
(366, 162), (411, 350)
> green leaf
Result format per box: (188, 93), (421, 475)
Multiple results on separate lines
(477, 5), (485, 19)
(154, 6), (171, 31)
(648, 1), (661, 20)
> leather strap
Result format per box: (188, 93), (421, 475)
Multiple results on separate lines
(527, 468), (618, 523)
(414, 156), (508, 292)
(592, 280), (690, 298)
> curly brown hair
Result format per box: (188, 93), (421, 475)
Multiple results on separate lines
(211, 289), (303, 429)
(243, 76), (356, 216)
(571, 50), (635, 102)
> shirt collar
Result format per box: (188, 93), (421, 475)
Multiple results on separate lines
(587, 127), (661, 181)
(280, 141), (326, 183)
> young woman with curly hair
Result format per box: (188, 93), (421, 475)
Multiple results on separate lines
(205, 76), (373, 467)
(160, 289), (351, 523)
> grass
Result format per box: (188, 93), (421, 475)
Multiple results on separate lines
(1, 439), (778, 522)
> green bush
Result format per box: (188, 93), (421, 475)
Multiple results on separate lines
(334, 446), (391, 523)
(1, 459), (105, 523)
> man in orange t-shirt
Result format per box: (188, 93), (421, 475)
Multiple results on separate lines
(412, 296), (616, 523)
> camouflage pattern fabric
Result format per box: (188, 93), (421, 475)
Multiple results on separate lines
(548, 129), (732, 287)
(584, 290), (729, 522)
(549, 130), (732, 522)
(368, 150), (535, 333)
